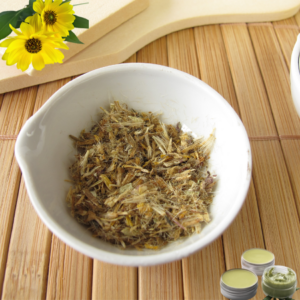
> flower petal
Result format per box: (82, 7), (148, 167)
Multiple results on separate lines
(6, 39), (26, 53)
(6, 48), (24, 65)
(33, 0), (45, 14)
(42, 44), (64, 63)
(55, 3), (74, 14)
(20, 22), (35, 38)
(17, 52), (32, 71)
(45, 0), (53, 6)
(9, 25), (23, 36)
(52, 23), (70, 37)
(0, 37), (16, 48)
(32, 53), (45, 70)
(26, 13), (43, 33)
(57, 13), (75, 24)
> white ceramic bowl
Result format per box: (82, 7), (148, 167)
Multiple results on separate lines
(291, 33), (300, 117)
(15, 63), (251, 266)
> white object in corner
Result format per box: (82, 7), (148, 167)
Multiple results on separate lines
(290, 33), (300, 118)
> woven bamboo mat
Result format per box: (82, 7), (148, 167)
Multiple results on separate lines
(1, 10), (300, 300)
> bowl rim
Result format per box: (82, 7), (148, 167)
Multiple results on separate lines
(15, 63), (252, 266)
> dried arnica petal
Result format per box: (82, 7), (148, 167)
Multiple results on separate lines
(66, 101), (216, 250)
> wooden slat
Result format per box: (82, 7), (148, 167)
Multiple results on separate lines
(91, 53), (138, 300)
(194, 25), (240, 114)
(251, 140), (300, 280)
(273, 17), (299, 70)
(0, 87), (36, 296)
(194, 24), (266, 299)
(123, 53), (137, 63)
(92, 261), (137, 300)
(281, 140), (300, 219)
(137, 37), (168, 66)
(182, 240), (225, 300)
(0, 94), (3, 111)
(167, 29), (200, 78)
(0, 88), (37, 136)
(167, 28), (225, 299)
(1, 80), (70, 300)
(221, 24), (277, 137)
(139, 261), (183, 300)
(222, 181), (265, 300)
(223, 182), (264, 268)
(46, 236), (93, 300)
(1, 178), (52, 300)
(137, 36), (184, 300)
(248, 24), (300, 136)
(293, 10), (300, 27)
(0, 141), (21, 296)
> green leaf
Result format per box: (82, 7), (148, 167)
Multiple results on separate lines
(60, 0), (71, 5)
(263, 296), (273, 300)
(296, 287), (300, 291)
(73, 15), (89, 28)
(63, 30), (84, 44)
(28, 0), (36, 14)
(0, 10), (24, 40)
(17, 7), (35, 25)
(73, 2), (89, 6)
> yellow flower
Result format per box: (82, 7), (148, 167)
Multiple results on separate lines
(0, 13), (68, 71)
(33, 0), (75, 37)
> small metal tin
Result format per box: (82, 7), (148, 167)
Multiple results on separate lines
(241, 248), (275, 276)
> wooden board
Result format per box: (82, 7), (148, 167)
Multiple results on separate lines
(1, 11), (300, 300)
(1, 0), (300, 93)
(0, 0), (149, 72)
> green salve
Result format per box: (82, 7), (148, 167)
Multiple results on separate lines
(243, 248), (274, 264)
(262, 267), (296, 298)
(222, 269), (257, 289)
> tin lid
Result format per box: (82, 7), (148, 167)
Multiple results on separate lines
(241, 248), (275, 276)
(220, 269), (258, 299)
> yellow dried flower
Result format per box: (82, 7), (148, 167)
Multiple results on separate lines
(0, 13), (68, 71)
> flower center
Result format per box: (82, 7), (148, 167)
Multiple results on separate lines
(25, 38), (42, 53)
(44, 10), (57, 25)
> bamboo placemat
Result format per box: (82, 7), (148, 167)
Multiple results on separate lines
(1, 11), (300, 300)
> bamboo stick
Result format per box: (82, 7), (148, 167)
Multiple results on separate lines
(167, 28), (225, 299)
(281, 140), (300, 223)
(248, 24), (300, 136)
(1, 179), (52, 300)
(136, 36), (184, 300)
(0, 87), (36, 135)
(292, 10), (300, 28)
(92, 261), (137, 300)
(90, 53), (138, 300)
(46, 236), (93, 300)
(0, 87), (36, 296)
(167, 29), (200, 78)
(251, 140), (300, 281)
(194, 25), (240, 114)
(273, 17), (299, 70)
(194, 24), (267, 299)
(0, 94), (3, 110)
(139, 261), (183, 300)
(137, 37), (168, 66)
(182, 240), (225, 300)
(1, 80), (70, 300)
(0, 141), (22, 296)
(221, 24), (277, 137)
(123, 53), (137, 63)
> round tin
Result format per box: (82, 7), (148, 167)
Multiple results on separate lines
(241, 248), (275, 276)
(220, 269), (258, 300)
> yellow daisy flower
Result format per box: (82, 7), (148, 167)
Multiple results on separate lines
(0, 13), (68, 71)
(33, 0), (75, 37)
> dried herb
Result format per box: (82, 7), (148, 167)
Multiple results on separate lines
(66, 101), (216, 250)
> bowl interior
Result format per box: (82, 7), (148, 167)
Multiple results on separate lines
(16, 64), (251, 265)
